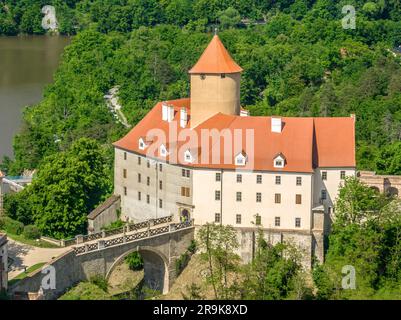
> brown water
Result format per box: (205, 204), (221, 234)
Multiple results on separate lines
(0, 35), (70, 159)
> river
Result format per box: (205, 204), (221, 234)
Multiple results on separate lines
(0, 35), (70, 159)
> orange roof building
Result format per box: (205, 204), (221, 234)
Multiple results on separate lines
(112, 35), (356, 267)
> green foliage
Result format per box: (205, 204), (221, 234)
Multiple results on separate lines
(175, 252), (190, 275)
(187, 240), (197, 254)
(0, 216), (24, 235)
(4, 138), (112, 239)
(197, 223), (241, 299)
(101, 219), (125, 231)
(59, 282), (113, 300)
(125, 252), (144, 271)
(182, 283), (204, 300)
(241, 233), (302, 300)
(313, 181), (401, 299)
(89, 275), (109, 292)
(23, 225), (41, 240)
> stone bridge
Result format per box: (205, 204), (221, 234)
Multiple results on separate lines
(9, 220), (194, 300)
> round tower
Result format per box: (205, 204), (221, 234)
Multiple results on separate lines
(189, 35), (243, 128)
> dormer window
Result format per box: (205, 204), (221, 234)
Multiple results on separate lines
(160, 144), (168, 157)
(138, 137), (147, 150)
(235, 152), (247, 166)
(184, 150), (193, 163)
(273, 153), (286, 169)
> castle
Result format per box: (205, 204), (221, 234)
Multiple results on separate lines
(112, 35), (356, 266)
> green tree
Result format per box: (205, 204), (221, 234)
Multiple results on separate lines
(24, 138), (112, 239)
(197, 223), (241, 299)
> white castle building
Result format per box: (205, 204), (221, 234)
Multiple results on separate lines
(113, 35), (356, 265)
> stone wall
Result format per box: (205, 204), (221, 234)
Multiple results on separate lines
(234, 227), (316, 269)
(10, 227), (194, 299)
(359, 171), (401, 197)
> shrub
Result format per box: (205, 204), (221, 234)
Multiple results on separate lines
(101, 219), (125, 231)
(23, 225), (41, 239)
(89, 275), (108, 292)
(175, 252), (190, 275)
(125, 251), (144, 271)
(0, 216), (24, 235)
(187, 240), (197, 254)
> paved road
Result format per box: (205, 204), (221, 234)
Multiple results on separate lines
(7, 239), (70, 279)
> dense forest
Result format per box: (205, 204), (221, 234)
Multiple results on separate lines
(0, 1), (400, 176)
(1, 0), (401, 300)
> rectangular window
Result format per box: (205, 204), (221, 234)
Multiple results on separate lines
(237, 174), (242, 183)
(147, 176), (150, 186)
(321, 190), (327, 200)
(295, 218), (301, 228)
(275, 217), (280, 227)
(182, 169), (190, 177)
(147, 160), (150, 168)
(215, 190), (221, 200)
(255, 214), (261, 226)
(124, 152), (127, 160)
(236, 192), (242, 202)
(340, 171), (346, 179)
(181, 187), (190, 197)
(159, 180), (162, 190)
(124, 186), (127, 196)
(275, 176), (281, 185)
(216, 173), (221, 182)
(159, 163), (163, 172)
(322, 171), (327, 180)
(296, 194), (302, 204)
(296, 177), (302, 186)
(215, 213), (221, 223)
(257, 175), (262, 184)
(138, 173), (141, 183)
(256, 192), (262, 203)
(138, 156), (141, 165)
(146, 194), (150, 204)
(275, 193), (281, 204)
(236, 214), (242, 224)
(159, 199), (163, 209)
(138, 191), (141, 201)
(123, 169), (127, 178)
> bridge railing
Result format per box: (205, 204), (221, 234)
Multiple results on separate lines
(73, 219), (194, 255)
(63, 215), (173, 247)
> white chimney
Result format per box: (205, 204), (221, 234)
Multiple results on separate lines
(271, 117), (282, 133)
(162, 102), (168, 121)
(240, 109), (249, 117)
(167, 105), (174, 122)
(180, 108), (188, 128)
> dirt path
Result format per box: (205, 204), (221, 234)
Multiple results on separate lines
(7, 239), (70, 279)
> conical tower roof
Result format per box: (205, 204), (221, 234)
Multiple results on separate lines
(189, 35), (243, 74)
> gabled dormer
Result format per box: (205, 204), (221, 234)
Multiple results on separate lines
(273, 153), (286, 169)
(235, 151), (247, 166)
(160, 144), (168, 157)
(138, 137), (147, 150)
(184, 149), (193, 163)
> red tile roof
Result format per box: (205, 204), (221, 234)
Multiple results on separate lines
(189, 35), (243, 74)
(113, 99), (355, 173)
